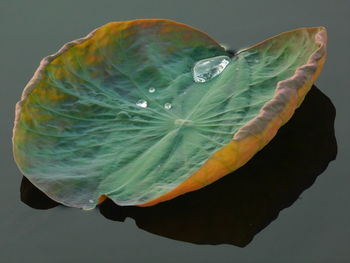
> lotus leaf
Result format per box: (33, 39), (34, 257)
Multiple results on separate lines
(13, 19), (327, 209)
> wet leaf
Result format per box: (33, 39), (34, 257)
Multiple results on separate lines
(13, 19), (327, 208)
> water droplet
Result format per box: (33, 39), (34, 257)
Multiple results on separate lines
(164, 103), (172, 110)
(117, 111), (131, 119)
(193, 55), (231, 83)
(88, 199), (94, 204)
(148, 87), (156, 93)
(136, 99), (148, 108)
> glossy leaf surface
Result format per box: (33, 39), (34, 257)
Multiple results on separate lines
(13, 20), (326, 208)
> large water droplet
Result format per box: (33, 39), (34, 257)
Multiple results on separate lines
(136, 99), (148, 108)
(148, 87), (156, 93)
(164, 103), (172, 110)
(193, 55), (231, 83)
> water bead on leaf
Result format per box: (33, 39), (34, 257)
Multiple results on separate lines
(148, 87), (156, 93)
(136, 99), (148, 108)
(193, 55), (231, 83)
(117, 111), (131, 119)
(164, 103), (172, 110)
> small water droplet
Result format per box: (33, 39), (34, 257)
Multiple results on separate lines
(117, 111), (131, 119)
(164, 103), (172, 110)
(148, 87), (156, 93)
(88, 199), (94, 204)
(193, 55), (231, 83)
(136, 99), (148, 108)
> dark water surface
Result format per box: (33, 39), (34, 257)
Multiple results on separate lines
(1, 1), (349, 262)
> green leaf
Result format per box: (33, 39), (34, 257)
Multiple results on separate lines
(13, 19), (326, 208)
